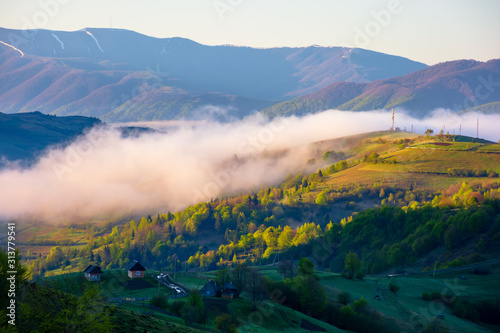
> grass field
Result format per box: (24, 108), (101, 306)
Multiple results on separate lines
(109, 305), (198, 333)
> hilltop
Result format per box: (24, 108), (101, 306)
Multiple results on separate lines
(263, 59), (500, 118)
(0, 111), (100, 165)
(0, 27), (426, 121)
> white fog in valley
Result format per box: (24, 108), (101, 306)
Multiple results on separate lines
(0, 109), (499, 222)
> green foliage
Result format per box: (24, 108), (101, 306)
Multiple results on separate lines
(216, 267), (231, 287)
(298, 257), (314, 276)
(215, 313), (238, 333)
(180, 290), (206, 325)
(149, 295), (169, 309)
(388, 281), (400, 293)
(422, 291), (442, 302)
(338, 291), (351, 305)
(315, 192), (327, 205)
(298, 275), (327, 317)
(344, 251), (360, 279)
(18, 283), (112, 333)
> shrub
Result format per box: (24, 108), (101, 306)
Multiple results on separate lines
(169, 299), (185, 316)
(149, 295), (168, 310)
(338, 291), (351, 305)
(355, 269), (366, 280)
(215, 313), (238, 333)
(422, 291), (441, 301)
(389, 281), (400, 293)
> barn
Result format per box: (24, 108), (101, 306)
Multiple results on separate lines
(221, 282), (239, 299)
(127, 260), (146, 278)
(83, 265), (102, 281)
(200, 280), (222, 298)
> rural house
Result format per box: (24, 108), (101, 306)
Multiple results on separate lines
(83, 265), (102, 281)
(127, 260), (146, 278)
(221, 282), (239, 299)
(200, 280), (222, 298)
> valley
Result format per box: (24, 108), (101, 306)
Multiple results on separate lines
(0, 7), (499, 331)
(3, 129), (500, 332)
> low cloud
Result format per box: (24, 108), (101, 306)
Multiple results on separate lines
(0, 109), (498, 222)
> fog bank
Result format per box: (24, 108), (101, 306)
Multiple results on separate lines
(0, 109), (498, 222)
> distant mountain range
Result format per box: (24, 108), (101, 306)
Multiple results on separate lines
(263, 59), (500, 118)
(0, 27), (427, 121)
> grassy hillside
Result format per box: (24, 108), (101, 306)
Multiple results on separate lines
(8, 130), (500, 332)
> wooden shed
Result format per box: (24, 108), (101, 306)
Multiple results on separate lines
(127, 260), (146, 278)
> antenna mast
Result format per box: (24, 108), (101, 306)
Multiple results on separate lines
(391, 109), (395, 131)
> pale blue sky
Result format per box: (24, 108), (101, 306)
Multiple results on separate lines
(1, 0), (499, 65)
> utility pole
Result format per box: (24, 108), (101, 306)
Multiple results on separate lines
(391, 109), (395, 131)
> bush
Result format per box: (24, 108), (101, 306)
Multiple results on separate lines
(215, 313), (238, 333)
(389, 281), (400, 293)
(149, 295), (168, 310)
(169, 299), (185, 316)
(338, 291), (351, 305)
(355, 269), (366, 280)
(422, 291), (441, 301)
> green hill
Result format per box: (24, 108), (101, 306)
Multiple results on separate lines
(9, 130), (500, 332)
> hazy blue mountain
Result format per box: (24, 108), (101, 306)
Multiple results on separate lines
(0, 27), (427, 121)
(0, 111), (100, 166)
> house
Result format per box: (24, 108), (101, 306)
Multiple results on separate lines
(221, 282), (239, 299)
(200, 280), (222, 298)
(127, 260), (146, 278)
(83, 265), (102, 281)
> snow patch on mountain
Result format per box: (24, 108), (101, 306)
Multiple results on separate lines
(84, 30), (104, 53)
(51, 33), (65, 50)
(0, 41), (24, 57)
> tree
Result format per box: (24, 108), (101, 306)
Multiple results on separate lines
(278, 260), (296, 280)
(277, 226), (294, 250)
(298, 275), (327, 317)
(246, 268), (267, 305)
(232, 263), (249, 293)
(315, 192), (327, 205)
(344, 251), (360, 279)
(298, 257), (314, 276)
(182, 290), (206, 324)
(216, 267), (231, 288)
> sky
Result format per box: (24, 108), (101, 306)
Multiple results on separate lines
(0, 0), (499, 65)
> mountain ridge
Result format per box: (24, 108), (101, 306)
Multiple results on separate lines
(262, 58), (500, 118)
(0, 27), (427, 121)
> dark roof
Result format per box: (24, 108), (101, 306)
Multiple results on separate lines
(84, 265), (102, 274)
(201, 280), (222, 293)
(127, 260), (146, 271)
(223, 282), (237, 292)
